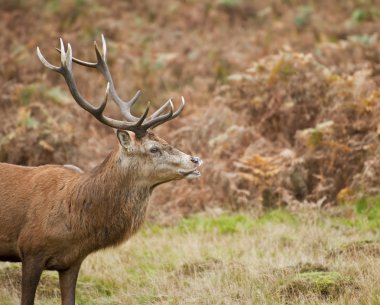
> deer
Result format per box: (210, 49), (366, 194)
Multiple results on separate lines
(0, 35), (202, 305)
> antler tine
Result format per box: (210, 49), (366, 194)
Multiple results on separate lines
(38, 37), (186, 138)
(96, 82), (110, 115)
(56, 35), (140, 122)
(172, 96), (186, 118)
(101, 33), (107, 61)
(56, 47), (97, 68)
(147, 97), (186, 130)
(59, 38), (66, 66)
(142, 100), (175, 130)
(92, 35), (145, 122)
(136, 102), (151, 126)
(37, 39), (149, 131)
(57, 35), (183, 128)
(37, 47), (61, 71)
(59, 43), (114, 120)
(150, 100), (172, 119)
(55, 35), (106, 68)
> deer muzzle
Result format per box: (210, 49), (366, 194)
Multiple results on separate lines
(179, 156), (203, 179)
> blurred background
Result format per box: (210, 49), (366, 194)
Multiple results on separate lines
(2, 0), (380, 304)
(2, 0), (380, 221)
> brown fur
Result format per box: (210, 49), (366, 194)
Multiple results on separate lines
(0, 131), (201, 305)
(0, 147), (149, 267)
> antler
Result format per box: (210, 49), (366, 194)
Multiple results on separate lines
(36, 36), (185, 138)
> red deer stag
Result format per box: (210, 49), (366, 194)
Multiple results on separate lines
(0, 36), (202, 305)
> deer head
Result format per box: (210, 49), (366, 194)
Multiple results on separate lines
(36, 36), (202, 187)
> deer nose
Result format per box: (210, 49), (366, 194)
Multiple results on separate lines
(190, 156), (203, 165)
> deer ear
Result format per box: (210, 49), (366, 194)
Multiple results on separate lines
(117, 130), (132, 148)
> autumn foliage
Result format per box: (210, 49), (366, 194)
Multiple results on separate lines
(1, 0), (380, 220)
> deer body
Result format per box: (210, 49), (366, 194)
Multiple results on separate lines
(0, 147), (150, 269)
(0, 36), (202, 305)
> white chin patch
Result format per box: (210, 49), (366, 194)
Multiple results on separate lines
(185, 170), (201, 179)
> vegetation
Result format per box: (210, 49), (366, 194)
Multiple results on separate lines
(2, 0), (380, 214)
(2, 0), (380, 303)
(2, 201), (380, 304)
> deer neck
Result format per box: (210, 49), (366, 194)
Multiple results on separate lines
(71, 148), (151, 247)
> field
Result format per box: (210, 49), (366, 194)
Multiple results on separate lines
(2, 199), (380, 304)
(2, 0), (380, 304)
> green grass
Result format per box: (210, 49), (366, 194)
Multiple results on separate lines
(176, 210), (297, 234)
(329, 195), (380, 230)
(1, 203), (380, 304)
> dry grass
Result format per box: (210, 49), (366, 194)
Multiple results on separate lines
(2, 205), (380, 304)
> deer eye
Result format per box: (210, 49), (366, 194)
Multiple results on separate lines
(149, 146), (160, 154)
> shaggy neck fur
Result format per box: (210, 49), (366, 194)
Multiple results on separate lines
(67, 148), (151, 251)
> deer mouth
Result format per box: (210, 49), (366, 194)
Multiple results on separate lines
(178, 168), (201, 179)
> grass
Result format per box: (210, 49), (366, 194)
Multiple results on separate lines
(2, 205), (380, 304)
(329, 195), (380, 231)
